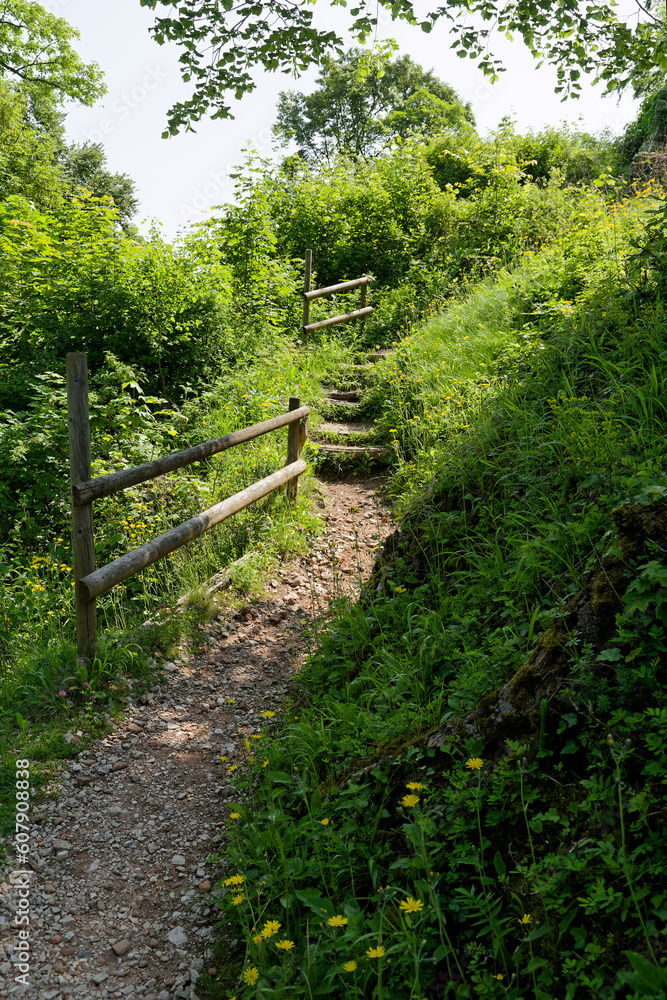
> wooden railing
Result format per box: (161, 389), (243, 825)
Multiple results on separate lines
(66, 353), (309, 661)
(302, 249), (373, 342)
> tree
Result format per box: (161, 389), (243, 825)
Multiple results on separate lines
(273, 50), (474, 165)
(59, 142), (140, 232)
(0, 0), (105, 104)
(140, 0), (667, 135)
(0, 78), (64, 205)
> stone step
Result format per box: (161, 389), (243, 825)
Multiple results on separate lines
(322, 399), (361, 411)
(363, 349), (393, 363)
(314, 421), (376, 438)
(314, 443), (392, 461)
(324, 388), (361, 402)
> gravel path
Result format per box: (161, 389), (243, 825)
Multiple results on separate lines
(0, 475), (392, 1000)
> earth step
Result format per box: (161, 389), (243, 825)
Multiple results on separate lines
(315, 422), (376, 437)
(315, 443), (392, 460)
(326, 388), (361, 402)
(324, 399), (361, 410)
(364, 349), (393, 363)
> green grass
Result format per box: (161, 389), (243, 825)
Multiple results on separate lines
(205, 182), (667, 999)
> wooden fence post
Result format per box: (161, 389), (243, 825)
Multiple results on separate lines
(66, 353), (97, 663)
(302, 249), (312, 345)
(359, 279), (368, 336)
(287, 396), (302, 503)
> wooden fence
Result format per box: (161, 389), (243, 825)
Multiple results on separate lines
(66, 352), (309, 661)
(302, 249), (373, 342)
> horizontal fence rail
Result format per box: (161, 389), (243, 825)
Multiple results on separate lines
(304, 306), (373, 335)
(73, 407), (310, 505)
(78, 460), (307, 601)
(304, 275), (372, 301)
(66, 353), (309, 661)
(302, 248), (373, 341)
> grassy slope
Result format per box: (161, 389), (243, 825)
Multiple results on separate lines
(207, 184), (667, 999)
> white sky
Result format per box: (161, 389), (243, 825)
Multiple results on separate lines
(56, 0), (641, 241)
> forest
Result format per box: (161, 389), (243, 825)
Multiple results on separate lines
(1, 2), (667, 997)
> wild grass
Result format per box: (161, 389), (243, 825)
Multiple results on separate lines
(206, 181), (667, 999)
(0, 336), (353, 775)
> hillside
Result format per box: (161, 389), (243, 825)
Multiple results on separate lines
(0, 106), (666, 999)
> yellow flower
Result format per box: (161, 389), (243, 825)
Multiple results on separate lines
(261, 710), (276, 718)
(253, 934), (263, 944)
(394, 586), (407, 594)
(232, 894), (245, 905)
(399, 897), (423, 914)
(321, 818), (330, 826)
(261, 920), (281, 938)
(343, 960), (358, 972)
(327, 914), (348, 927)
(242, 966), (259, 985)
(262, 758), (269, 767)
(465, 757), (483, 770)
(366, 945), (386, 959)
(400, 794), (419, 808)
(275, 939), (295, 951)
(406, 782), (424, 791)
(519, 913), (532, 924)
(230, 812), (241, 820)
(493, 973), (504, 980)
(229, 764), (238, 771)
(223, 874), (244, 886)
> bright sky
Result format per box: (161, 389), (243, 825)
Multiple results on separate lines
(58, 0), (641, 241)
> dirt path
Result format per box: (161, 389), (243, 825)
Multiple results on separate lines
(0, 475), (393, 1000)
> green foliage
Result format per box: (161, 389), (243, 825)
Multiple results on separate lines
(140, 0), (667, 132)
(58, 141), (140, 231)
(614, 87), (667, 173)
(0, 196), (233, 397)
(209, 183), (667, 999)
(426, 121), (614, 194)
(0, 0), (105, 104)
(0, 79), (64, 206)
(274, 49), (474, 165)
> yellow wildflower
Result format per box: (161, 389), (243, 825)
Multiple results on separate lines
(261, 710), (276, 718)
(261, 920), (281, 938)
(399, 897), (423, 914)
(242, 966), (259, 985)
(406, 782), (424, 791)
(232, 893), (245, 905)
(343, 960), (358, 972)
(223, 874), (244, 886)
(465, 757), (483, 770)
(519, 913), (532, 924)
(275, 939), (295, 951)
(321, 818), (330, 826)
(400, 794), (419, 808)
(230, 812), (241, 820)
(366, 945), (386, 959)
(327, 915), (348, 927)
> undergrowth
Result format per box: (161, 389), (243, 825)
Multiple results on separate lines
(205, 179), (667, 999)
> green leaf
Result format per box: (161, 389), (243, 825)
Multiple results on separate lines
(493, 850), (506, 879)
(295, 888), (332, 917)
(624, 952), (667, 993)
(527, 924), (551, 943)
